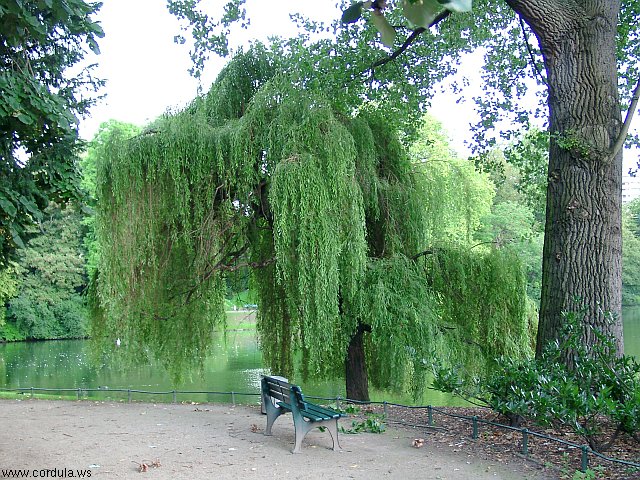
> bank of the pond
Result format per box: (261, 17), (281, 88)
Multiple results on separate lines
(0, 310), (258, 343)
(0, 399), (549, 480)
(1, 307), (638, 407)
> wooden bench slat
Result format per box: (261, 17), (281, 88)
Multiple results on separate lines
(303, 404), (342, 419)
(277, 401), (337, 421)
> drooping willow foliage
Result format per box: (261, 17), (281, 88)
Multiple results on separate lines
(93, 45), (534, 393)
(424, 246), (537, 378)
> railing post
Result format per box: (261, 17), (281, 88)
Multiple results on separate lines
(472, 416), (478, 440)
(581, 445), (589, 472)
(521, 428), (529, 456)
(231, 391), (236, 406)
(30, 387), (34, 399)
(77, 388), (81, 400)
(172, 390), (177, 403)
(383, 401), (388, 416)
(427, 405), (433, 426)
(336, 395), (341, 410)
(127, 389), (132, 403)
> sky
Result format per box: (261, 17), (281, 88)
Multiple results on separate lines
(79, 1), (341, 138)
(79, 0), (486, 157)
(79, 1), (638, 168)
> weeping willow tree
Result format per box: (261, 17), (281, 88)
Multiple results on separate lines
(93, 46), (533, 399)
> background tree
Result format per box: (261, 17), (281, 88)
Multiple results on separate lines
(0, 0), (104, 261)
(0, 262), (17, 327)
(410, 114), (495, 245)
(476, 201), (544, 301)
(80, 120), (141, 279)
(2, 203), (89, 340)
(475, 133), (547, 302)
(622, 198), (640, 305)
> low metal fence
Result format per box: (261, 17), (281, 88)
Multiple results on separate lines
(1, 386), (638, 474)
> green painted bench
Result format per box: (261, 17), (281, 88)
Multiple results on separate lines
(261, 375), (344, 453)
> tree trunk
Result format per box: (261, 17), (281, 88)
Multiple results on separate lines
(345, 323), (371, 401)
(508, 0), (624, 357)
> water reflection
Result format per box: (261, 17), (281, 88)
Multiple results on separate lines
(623, 305), (640, 358)
(1, 308), (638, 406)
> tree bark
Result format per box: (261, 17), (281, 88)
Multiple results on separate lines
(508, 0), (624, 356)
(345, 322), (371, 401)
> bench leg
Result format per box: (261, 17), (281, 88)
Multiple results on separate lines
(325, 418), (342, 452)
(292, 418), (342, 454)
(292, 419), (314, 454)
(263, 397), (284, 436)
(265, 409), (280, 436)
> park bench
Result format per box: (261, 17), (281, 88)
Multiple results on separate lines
(261, 375), (344, 453)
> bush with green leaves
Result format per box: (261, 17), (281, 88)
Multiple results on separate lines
(3, 203), (89, 341)
(433, 309), (640, 452)
(0, 263), (18, 325)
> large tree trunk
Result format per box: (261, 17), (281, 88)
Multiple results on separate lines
(509, 0), (624, 356)
(345, 323), (371, 401)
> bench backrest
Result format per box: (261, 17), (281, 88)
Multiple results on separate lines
(262, 375), (313, 415)
(289, 385), (308, 412)
(261, 375), (292, 404)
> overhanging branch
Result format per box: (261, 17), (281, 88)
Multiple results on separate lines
(518, 15), (546, 86)
(608, 77), (640, 162)
(411, 249), (435, 261)
(370, 10), (451, 71)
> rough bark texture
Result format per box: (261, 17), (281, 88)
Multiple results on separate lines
(507, 0), (624, 356)
(345, 323), (371, 401)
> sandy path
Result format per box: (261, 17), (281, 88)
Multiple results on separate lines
(0, 400), (546, 479)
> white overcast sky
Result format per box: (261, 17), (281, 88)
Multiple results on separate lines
(79, 0), (638, 168)
(78, 0), (485, 156)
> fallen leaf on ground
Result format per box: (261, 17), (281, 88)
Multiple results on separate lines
(412, 438), (425, 448)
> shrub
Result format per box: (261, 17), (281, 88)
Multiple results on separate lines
(433, 310), (640, 452)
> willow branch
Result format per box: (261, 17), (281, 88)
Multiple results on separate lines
(469, 240), (499, 250)
(608, 77), (640, 161)
(411, 249), (435, 261)
(370, 10), (451, 71)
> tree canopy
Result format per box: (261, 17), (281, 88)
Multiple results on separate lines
(92, 45), (533, 397)
(3, 202), (88, 341)
(0, 0), (104, 261)
(266, 0), (640, 356)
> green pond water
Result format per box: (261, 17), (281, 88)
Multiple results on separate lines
(1, 308), (639, 407)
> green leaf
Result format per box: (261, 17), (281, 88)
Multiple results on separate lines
(16, 113), (34, 125)
(402, 0), (440, 29)
(438, 0), (473, 13)
(6, 95), (21, 111)
(0, 197), (17, 217)
(341, 2), (364, 24)
(19, 196), (42, 219)
(88, 37), (100, 54)
(370, 13), (396, 48)
(9, 228), (25, 249)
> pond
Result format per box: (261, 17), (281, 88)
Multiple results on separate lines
(1, 308), (639, 406)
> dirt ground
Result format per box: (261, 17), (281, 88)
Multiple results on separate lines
(0, 399), (550, 479)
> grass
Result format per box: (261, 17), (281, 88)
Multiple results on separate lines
(0, 391), (77, 401)
(223, 310), (257, 331)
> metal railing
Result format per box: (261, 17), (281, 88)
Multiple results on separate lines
(1, 386), (638, 474)
(309, 395), (640, 474)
